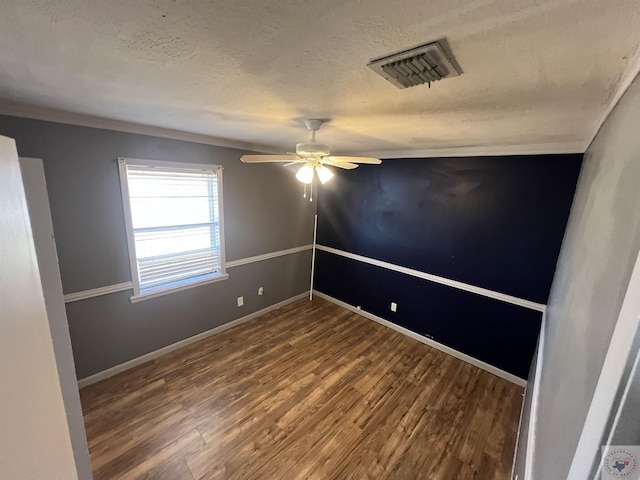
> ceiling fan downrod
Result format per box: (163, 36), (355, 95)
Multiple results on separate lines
(304, 119), (324, 143)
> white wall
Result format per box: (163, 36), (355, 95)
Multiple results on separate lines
(531, 72), (640, 479)
(0, 136), (78, 479)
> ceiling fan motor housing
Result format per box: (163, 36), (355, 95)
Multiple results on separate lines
(296, 142), (330, 157)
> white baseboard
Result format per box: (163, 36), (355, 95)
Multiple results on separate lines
(77, 292), (309, 388)
(313, 290), (527, 387)
(78, 289), (530, 389)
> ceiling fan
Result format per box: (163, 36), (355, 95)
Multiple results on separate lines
(241, 119), (382, 186)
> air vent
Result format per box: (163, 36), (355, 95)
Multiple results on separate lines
(368, 40), (461, 89)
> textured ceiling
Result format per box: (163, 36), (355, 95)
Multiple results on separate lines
(1, 0), (639, 156)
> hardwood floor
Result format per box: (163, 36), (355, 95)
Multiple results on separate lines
(80, 297), (523, 479)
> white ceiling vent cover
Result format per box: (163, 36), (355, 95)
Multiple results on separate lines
(368, 40), (461, 89)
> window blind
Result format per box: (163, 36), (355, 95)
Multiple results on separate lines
(123, 163), (222, 294)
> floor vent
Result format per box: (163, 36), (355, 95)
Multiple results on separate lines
(367, 40), (461, 89)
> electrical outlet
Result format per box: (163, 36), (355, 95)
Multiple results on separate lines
(390, 302), (397, 312)
(258, 286), (264, 296)
(237, 296), (244, 307)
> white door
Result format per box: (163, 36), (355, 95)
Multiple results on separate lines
(20, 157), (93, 479)
(0, 135), (81, 479)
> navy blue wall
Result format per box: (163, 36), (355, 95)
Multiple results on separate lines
(315, 154), (582, 378)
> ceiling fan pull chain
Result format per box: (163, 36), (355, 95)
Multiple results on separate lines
(303, 183), (307, 198)
(310, 182), (313, 202)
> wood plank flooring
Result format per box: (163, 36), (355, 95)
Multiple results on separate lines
(80, 297), (523, 479)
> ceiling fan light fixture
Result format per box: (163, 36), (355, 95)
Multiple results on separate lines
(241, 119), (381, 197)
(295, 163), (314, 184)
(316, 165), (334, 184)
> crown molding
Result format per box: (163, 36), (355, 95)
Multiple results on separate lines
(350, 141), (586, 159)
(0, 101), (279, 154)
(585, 45), (640, 151)
(0, 101), (603, 160)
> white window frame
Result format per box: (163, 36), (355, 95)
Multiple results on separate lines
(118, 157), (227, 302)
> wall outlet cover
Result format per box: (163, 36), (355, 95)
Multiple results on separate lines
(237, 296), (244, 307)
(258, 287), (264, 296)
(391, 302), (397, 312)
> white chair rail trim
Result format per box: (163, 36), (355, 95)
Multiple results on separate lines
(64, 244), (313, 304)
(316, 245), (546, 312)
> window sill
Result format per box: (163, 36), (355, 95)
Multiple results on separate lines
(130, 273), (229, 303)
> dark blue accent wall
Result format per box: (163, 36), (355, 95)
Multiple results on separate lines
(315, 154), (582, 378)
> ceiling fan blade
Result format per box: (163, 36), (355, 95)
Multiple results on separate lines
(329, 162), (359, 170)
(241, 154), (301, 163)
(282, 161), (305, 167)
(324, 156), (382, 164)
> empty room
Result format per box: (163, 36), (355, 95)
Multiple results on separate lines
(2, 1), (640, 479)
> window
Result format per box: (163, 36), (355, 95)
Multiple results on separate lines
(118, 158), (226, 301)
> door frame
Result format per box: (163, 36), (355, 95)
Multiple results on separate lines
(568, 246), (640, 478)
